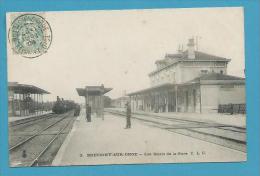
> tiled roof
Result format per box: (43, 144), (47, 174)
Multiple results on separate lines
(167, 50), (229, 61)
(185, 73), (245, 84)
(150, 50), (230, 76)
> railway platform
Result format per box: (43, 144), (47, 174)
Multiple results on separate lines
(52, 110), (246, 166)
(8, 111), (52, 123)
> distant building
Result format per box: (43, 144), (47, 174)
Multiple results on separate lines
(128, 38), (245, 113)
(111, 96), (130, 108)
(104, 96), (112, 108)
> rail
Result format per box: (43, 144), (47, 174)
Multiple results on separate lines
(9, 114), (69, 151)
(106, 109), (246, 152)
(218, 104), (246, 114)
(29, 117), (74, 166)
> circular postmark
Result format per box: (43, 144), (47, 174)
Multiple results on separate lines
(8, 14), (52, 58)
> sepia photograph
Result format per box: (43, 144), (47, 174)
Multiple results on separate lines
(6, 7), (246, 167)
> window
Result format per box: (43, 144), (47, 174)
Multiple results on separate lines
(171, 72), (176, 82)
(220, 70), (224, 74)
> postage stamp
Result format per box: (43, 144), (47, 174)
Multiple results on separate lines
(8, 14), (52, 58)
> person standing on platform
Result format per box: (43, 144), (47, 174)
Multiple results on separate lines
(125, 102), (131, 129)
(74, 104), (81, 116)
(86, 104), (91, 122)
(86, 104), (89, 122)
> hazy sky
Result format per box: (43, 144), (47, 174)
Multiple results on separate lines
(7, 7), (244, 103)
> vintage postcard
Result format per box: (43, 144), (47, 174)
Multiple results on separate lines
(6, 7), (246, 167)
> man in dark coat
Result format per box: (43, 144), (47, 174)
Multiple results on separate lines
(125, 102), (131, 129)
(74, 104), (81, 116)
(86, 104), (91, 122)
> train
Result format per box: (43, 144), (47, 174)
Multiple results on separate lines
(52, 96), (80, 116)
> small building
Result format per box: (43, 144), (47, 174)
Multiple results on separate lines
(128, 38), (245, 114)
(76, 84), (112, 118)
(8, 82), (50, 117)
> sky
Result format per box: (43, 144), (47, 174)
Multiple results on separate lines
(7, 7), (244, 103)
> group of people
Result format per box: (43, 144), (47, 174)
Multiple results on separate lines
(84, 102), (132, 129)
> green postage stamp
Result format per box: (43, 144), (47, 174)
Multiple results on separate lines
(8, 14), (52, 58)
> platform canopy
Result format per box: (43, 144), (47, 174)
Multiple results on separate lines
(76, 86), (112, 96)
(76, 85), (112, 120)
(127, 83), (175, 96)
(8, 82), (50, 94)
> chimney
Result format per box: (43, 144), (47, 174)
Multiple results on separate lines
(187, 38), (195, 59)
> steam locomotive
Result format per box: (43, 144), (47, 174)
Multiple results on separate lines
(52, 96), (79, 115)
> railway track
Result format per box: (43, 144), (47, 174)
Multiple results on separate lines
(106, 110), (246, 153)
(9, 113), (64, 148)
(29, 117), (75, 166)
(9, 111), (77, 167)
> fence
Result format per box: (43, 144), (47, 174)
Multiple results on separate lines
(218, 104), (246, 114)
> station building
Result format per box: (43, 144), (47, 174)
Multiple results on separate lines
(128, 38), (246, 113)
(8, 82), (50, 117)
